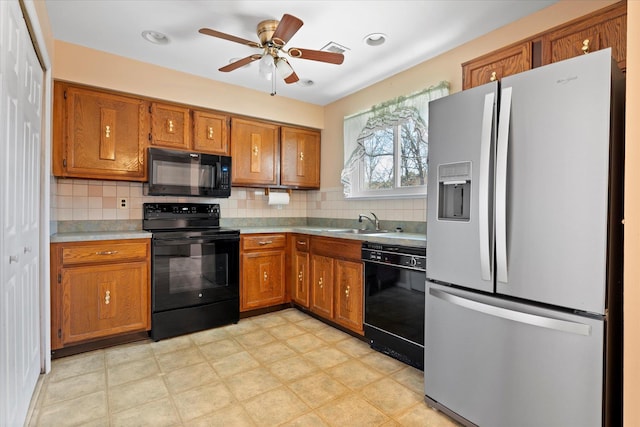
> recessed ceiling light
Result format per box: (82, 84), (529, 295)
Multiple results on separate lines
(141, 30), (169, 45)
(363, 33), (387, 47)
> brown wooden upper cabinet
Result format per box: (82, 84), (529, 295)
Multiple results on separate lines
(462, 42), (532, 90)
(541, 2), (626, 71)
(151, 103), (230, 155)
(280, 126), (321, 189)
(192, 110), (230, 155)
(231, 117), (279, 186)
(53, 82), (149, 181)
(150, 102), (190, 150)
(462, 1), (626, 90)
(230, 118), (321, 189)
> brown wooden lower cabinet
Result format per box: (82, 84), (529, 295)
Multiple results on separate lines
(50, 239), (151, 350)
(240, 234), (287, 311)
(309, 236), (364, 335)
(290, 234), (310, 308)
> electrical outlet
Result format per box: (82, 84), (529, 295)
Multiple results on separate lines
(119, 198), (128, 209)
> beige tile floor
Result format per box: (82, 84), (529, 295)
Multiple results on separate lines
(28, 308), (458, 427)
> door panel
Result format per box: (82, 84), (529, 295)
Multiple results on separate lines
(425, 283), (603, 427)
(426, 82), (497, 293)
(0, 1), (43, 425)
(497, 49), (616, 313)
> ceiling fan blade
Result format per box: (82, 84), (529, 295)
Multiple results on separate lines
(199, 28), (262, 48)
(218, 54), (262, 72)
(287, 48), (344, 64)
(284, 72), (299, 84)
(271, 14), (303, 47)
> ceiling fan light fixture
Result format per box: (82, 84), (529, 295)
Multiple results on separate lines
(363, 33), (387, 47)
(141, 30), (169, 45)
(258, 54), (274, 80)
(275, 58), (294, 79)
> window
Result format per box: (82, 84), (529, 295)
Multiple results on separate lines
(341, 82), (449, 199)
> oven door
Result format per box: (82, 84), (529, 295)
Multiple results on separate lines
(152, 232), (239, 312)
(364, 261), (425, 346)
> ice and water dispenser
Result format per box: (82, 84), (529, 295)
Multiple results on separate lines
(437, 161), (471, 221)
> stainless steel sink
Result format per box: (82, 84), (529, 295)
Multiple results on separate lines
(337, 229), (391, 235)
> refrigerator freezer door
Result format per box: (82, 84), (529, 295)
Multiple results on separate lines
(496, 49), (615, 314)
(426, 82), (497, 293)
(424, 282), (604, 427)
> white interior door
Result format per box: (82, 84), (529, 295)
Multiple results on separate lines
(0, 1), (44, 425)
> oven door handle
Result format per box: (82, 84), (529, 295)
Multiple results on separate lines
(154, 236), (239, 245)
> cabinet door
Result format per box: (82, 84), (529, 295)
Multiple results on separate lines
(151, 102), (190, 150)
(462, 42), (532, 90)
(61, 261), (150, 345)
(280, 127), (320, 188)
(334, 259), (363, 333)
(542, 3), (626, 70)
(311, 255), (334, 318)
(231, 118), (279, 186)
(241, 250), (285, 311)
(292, 251), (310, 307)
(54, 83), (149, 180)
(193, 110), (229, 154)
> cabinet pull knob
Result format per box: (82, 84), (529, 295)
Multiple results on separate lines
(298, 270), (303, 282)
(105, 290), (111, 305)
(258, 240), (273, 246)
(345, 286), (350, 298)
(24, 246), (32, 254)
(263, 271), (268, 281)
(95, 250), (119, 255)
(105, 125), (111, 138)
(207, 126), (214, 139)
(9, 255), (19, 264)
(299, 151), (304, 161)
(582, 39), (590, 54)
(489, 71), (497, 82)
(319, 277), (323, 288)
(297, 240), (307, 246)
(253, 145), (259, 156)
(167, 119), (175, 133)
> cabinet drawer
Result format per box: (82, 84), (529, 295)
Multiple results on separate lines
(311, 237), (361, 261)
(61, 240), (149, 266)
(242, 234), (286, 251)
(294, 235), (310, 252)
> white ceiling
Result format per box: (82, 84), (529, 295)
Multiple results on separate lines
(45, 0), (557, 106)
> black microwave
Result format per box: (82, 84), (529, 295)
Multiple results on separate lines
(145, 147), (231, 198)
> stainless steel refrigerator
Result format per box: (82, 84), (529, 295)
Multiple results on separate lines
(424, 48), (624, 427)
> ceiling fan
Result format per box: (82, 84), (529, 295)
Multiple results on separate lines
(198, 14), (344, 87)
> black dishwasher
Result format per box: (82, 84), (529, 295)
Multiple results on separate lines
(362, 242), (426, 370)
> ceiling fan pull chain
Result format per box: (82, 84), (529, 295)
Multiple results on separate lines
(271, 62), (276, 96)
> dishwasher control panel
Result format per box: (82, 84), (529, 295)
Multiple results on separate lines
(362, 242), (426, 271)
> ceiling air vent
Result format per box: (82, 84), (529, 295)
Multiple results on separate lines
(321, 41), (349, 54)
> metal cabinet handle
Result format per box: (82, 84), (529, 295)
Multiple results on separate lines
(104, 290), (111, 305)
(489, 71), (497, 82)
(207, 126), (214, 139)
(298, 270), (303, 282)
(345, 285), (350, 298)
(95, 251), (119, 255)
(318, 277), (323, 288)
(24, 246), (32, 254)
(9, 255), (19, 264)
(297, 240), (307, 246)
(252, 145), (259, 156)
(167, 119), (175, 133)
(258, 240), (273, 246)
(299, 151), (304, 161)
(263, 271), (268, 281)
(105, 125), (111, 138)
(582, 39), (590, 54)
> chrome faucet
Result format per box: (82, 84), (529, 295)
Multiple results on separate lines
(358, 212), (380, 231)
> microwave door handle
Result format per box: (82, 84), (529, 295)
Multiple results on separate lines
(215, 161), (221, 188)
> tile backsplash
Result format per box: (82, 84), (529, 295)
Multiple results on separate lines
(51, 178), (426, 232)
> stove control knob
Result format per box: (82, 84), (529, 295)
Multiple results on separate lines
(410, 257), (418, 267)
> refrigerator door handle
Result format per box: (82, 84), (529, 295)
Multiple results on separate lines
(479, 92), (495, 281)
(429, 287), (592, 336)
(496, 87), (512, 283)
